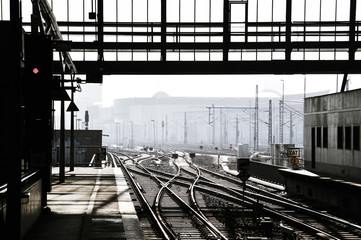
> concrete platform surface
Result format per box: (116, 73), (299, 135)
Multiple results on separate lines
(24, 167), (144, 240)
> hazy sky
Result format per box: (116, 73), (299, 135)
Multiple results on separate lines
(97, 74), (361, 107)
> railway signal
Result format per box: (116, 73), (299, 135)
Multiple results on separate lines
(287, 147), (300, 169)
(238, 170), (251, 182)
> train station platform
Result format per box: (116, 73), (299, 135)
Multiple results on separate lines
(24, 166), (144, 240)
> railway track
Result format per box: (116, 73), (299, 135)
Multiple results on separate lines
(112, 152), (229, 239)
(110, 150), (361, 239)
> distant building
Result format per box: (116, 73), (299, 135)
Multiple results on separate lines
(304, 89), (361, 182)
(85, 90), (327, 149)
(111, 91), (307, 148)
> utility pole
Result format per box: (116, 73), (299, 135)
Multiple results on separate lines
(224, 113), (228, 145)
(130, 121), (134, 149)
(220, 109), (223, 146)
(165, 115), (168, 142)
(85, 110), (89, 130)
(213, 106), (215, 145)
(184, 112), (188, 144)
(290, 112), (294, 144)
(254, 85), (259, 151)
(236, 116), (239, 146)
(268, 100), (273, 151)
(162, 120), (164, 144)
(279, 80), (285, 143)
(207, 104), (216, 145)
(115, 122), (120, 148)
(207, 105), (255, 147)
(151, 120), (155, 149)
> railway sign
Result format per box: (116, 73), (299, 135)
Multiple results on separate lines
(291, 157), (299, 166)
(287, 148), (300, 157)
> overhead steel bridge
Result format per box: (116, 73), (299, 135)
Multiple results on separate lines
(7, 0), (361, 78)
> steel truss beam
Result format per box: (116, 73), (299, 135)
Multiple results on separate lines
(53, 60), (361, 75)
(46, 0), (361, 75)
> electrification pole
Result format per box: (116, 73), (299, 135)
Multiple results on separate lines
(184, 112), (187, 144)
(279, 80), (284, 143)
(165, 115), (168, 142)
(236, 116), (239, 146)
(207, 105), (255, 147)
(254, 85), (259, 151)
(268, 100), (273, 148)
(290, 112), (294, 144)
(220, 109), (223, 146)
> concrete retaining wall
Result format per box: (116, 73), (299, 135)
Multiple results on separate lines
(250, 161), (286, 185)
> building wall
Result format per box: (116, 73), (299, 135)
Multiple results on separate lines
(304, 89), (361, 182)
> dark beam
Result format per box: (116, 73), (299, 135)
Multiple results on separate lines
(6, 1), (22, 239)
(53, 60), (361, 75)
(349, 0), (357, 61)
(285, 0), (292, 61)
(161, 0), (166, 61)
(68, 41), (361, 51)
(97, 0), (104, 62)
(223, 0), (230, 61)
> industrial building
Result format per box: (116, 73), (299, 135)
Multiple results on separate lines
(304, 88), (361, 182)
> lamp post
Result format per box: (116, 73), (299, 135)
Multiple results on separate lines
(130, 121), (134, 149)
(115, 122), (120, 148)
(280, 80), (284, 143)
(151, 120), (156, 149)
(76, 119), (82, 130)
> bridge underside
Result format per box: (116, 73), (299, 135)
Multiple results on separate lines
(19, 0), (361, 76)
(58, 60), (361, 75)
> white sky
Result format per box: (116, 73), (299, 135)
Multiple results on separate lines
(97, 74), (361, 107)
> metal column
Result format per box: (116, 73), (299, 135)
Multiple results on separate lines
(254, 85), (259, 151)
(268, 100), (272, 148)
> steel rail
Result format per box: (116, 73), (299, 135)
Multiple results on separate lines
(198, 166), (361, 233)
(193, 175), (352, 239)
(129, 165), (352, 239)
(153, 161), (181, 240)
(110, 153), (172, 240)
(192, 184), (340, 240)
(136, 151), (228, 240)
(180, 156), (360, 238)
(117, 152), (178, 239)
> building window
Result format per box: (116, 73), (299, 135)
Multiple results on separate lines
(345, 126), (351, 150)
(323, 127), (328, 148)
(354, 126), (360, 150)
(337, 126), (343, 149)
(311, 128), (315, 168)
(317, 127), (321, 147)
